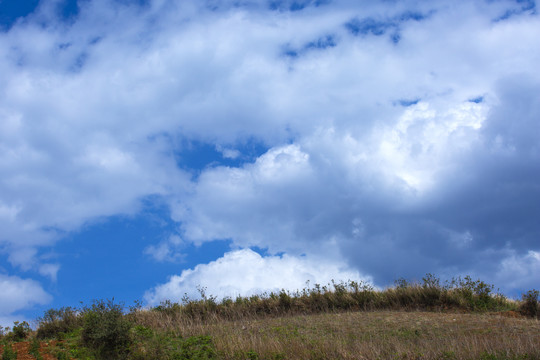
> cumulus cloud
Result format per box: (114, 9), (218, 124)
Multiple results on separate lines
(0, 0), (539, 317)
(0, 274), (51, 327)
(144, 248), (368, 305)
(494, 251), (540, 294)
(168, 3), (540, 287)
(173, 77), (540, 288)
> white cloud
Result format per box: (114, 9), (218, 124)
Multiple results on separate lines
(495, 251), (540, 294)
(0, 274), (51, 327)
(169, 76), (540, 287)
(38, 263), (60, 282)
(144, 235), (185, 263)
(0, 0), (538, 313)
(2, 0), (539, 259)
(216, 145), (241, 159)
(173, 98), (491, 254)
(144, 248), (368, 305)
(175, 144), (325, 253)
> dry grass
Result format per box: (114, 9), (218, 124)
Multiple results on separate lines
(15, 276), (539, 359)
(127, 308), (540, 359)
(170, 311), (540, 359)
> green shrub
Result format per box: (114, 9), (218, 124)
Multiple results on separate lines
(36, 307), (82, 340)
(11, 321), (30, 341)
(278, 290), (292, 311)
(80, 299), (133, 359)
(54, 350), (70, 360)
(450, 276), (498, 311)
(519, 289), (539, 318)
(176, 335), (217, 360)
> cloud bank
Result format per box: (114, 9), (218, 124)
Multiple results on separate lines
(0, 0), (539, 316)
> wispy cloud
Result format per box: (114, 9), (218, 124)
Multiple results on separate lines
(144, 235), (185, 263)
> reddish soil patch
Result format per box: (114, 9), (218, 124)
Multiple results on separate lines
(492, 310), (524, 318)
(0, 340), (60, 360)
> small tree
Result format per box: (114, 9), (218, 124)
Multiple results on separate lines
(11, 321), (31, 341)
(520, 289), (539, 318)
(36, 306), (81, 339)
(81, 299), (132, 359)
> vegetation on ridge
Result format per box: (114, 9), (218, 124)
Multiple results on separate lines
(0, 274), (539, 359)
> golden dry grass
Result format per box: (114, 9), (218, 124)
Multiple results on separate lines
(134, 310), (540, 359)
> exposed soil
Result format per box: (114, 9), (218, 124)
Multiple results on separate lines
(491, 310), (524, 318)
(0, 340), (61, 360)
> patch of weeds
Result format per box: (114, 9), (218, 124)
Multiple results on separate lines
(63, 328), (82, 341)
(477, 353), (537, 360)
(54, 350), (70, 360)
(478, 352), (498, 360)
(153, 299), (183, 316)
(67, 343), (95, 360)
(130, 332), (216, 360)
(29, 337), (44, 360)
(176, 335), (217, 360)
(391, 352), (406, 360)
(308, 348), (326, 360)
(132, 325), (154, 340)
(49, 328), (94, 359)
(271, 325), (300, 338)
(439, 351), (457, 359)
(391, 327), (421, 339)
(1, 343), (17, 360)
(245, 350), (259, 360)
(129, 326), (171, 359)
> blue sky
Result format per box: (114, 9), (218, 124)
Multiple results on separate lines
(0, 0), (539, 326)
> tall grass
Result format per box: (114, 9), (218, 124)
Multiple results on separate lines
(4, 275), (538, 360)
(182, 310), (540, 360)
(133, 275), (518, 328)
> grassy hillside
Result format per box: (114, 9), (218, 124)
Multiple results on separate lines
(1, 275), (539, 359)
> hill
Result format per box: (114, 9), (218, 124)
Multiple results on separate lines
(1, 275), (539, 359)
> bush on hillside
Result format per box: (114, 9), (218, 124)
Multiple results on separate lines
(36, 307), (82, 339)
(80, 299), (133, 360)
(519, 289), (539, 318)
(10, 321), (31, 341)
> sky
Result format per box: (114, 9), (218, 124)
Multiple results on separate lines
(0, 0), (539, 326)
